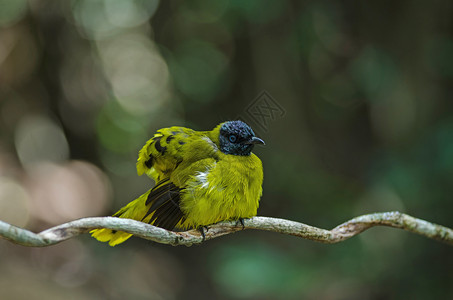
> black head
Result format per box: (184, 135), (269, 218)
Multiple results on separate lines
(219, 120), (265, 156)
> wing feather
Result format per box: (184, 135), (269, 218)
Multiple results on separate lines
(141, 179), (185, 230)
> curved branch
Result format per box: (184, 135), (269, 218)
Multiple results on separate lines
(0, 211), (451, 247)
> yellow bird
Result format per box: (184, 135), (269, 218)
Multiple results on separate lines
(91, 120), (264, 246)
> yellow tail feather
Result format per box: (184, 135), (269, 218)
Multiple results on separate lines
(90, 191), (150, 246)
(90, 229), (133, 247)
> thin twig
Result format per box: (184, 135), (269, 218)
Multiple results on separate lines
(0, 211), (451, 247)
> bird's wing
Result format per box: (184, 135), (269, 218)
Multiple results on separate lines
(140, 178), (185, 230)
(136, 126), (192, 182)
(134, 126), (220, 229)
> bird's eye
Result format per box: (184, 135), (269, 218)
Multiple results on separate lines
(228, 134), (237, 143)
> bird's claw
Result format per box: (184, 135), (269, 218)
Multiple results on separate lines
(236, 218), (245, 230)
(198, 226), (209, 241)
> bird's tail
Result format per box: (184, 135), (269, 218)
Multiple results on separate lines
(90, 191), (150, 246)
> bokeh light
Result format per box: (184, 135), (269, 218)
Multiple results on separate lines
(0, 176), (30, 226)
(15, 115), (70, 167)
(26, 161), (111, 225)
(71, 0), (159, 40)
(0, 0), (28, 27)
(97, 33), (171, 115)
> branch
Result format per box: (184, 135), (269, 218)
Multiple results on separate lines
(0, 211), (452, 247)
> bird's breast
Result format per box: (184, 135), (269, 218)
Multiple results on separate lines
(180, 154), (263, 228)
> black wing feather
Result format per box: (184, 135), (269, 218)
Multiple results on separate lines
(142, 179), (185, 230)
(155, 201), (184, 230)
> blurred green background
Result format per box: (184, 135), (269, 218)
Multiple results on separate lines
(0, 0), (452, 299)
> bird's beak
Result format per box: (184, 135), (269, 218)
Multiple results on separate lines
(245, 136), (265, 145)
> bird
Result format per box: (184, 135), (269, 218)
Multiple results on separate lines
(91, 120), (264, 246)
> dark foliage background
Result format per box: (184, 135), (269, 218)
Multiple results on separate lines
(0, 1), (452, 299)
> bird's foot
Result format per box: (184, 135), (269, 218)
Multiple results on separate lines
(198, 226), (209, 241)
(236, 218), (245, 230)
